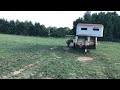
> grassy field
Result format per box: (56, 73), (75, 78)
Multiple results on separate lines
(0, 34), (120, 79)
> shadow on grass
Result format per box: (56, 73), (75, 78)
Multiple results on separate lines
(9, 43), (87, 55)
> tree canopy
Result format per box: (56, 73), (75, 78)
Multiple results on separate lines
(0, 19), (71, 37)
(72, 11), (120, 41)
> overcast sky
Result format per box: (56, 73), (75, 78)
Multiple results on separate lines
(0, 11), (120, 29)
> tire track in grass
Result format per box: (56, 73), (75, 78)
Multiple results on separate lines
(0, 61), (39, 79)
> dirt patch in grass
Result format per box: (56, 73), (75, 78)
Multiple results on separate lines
(52, 53), (61, 59)
(50, 46), (57, 50)
(44, 77), (52, 79)
(77, 56), (93, 62)
(0, 61), (39, 79)
(69, 73), (77, 79)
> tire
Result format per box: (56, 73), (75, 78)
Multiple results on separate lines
(73, 43), (76, 48)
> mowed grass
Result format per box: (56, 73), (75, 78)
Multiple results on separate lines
(0, 34), (120, 79)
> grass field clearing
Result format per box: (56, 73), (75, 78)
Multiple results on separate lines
(0, 34), (120, 79)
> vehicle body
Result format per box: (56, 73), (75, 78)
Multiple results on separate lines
(66, 23), (104, 52)
(74, 23), (104, 50)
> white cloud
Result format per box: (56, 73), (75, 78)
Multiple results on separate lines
(0, 11), (120, 29)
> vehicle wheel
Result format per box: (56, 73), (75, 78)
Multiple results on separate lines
(73, 43), (76, 48)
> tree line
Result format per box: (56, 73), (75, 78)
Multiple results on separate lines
(0, 19), (71, 37)
(72, 11), (120, 41)
(0, 11), (120, 41)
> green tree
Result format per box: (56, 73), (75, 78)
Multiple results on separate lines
(9, 20), (16, 34)
(72, 17), (85, 35)
(83, 11), (92, 23)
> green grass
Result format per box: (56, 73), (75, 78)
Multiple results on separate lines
(0, 34), (120, 79)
